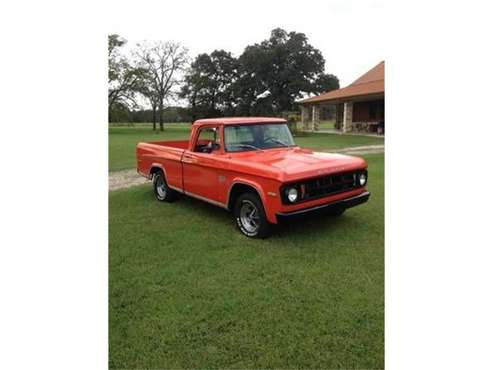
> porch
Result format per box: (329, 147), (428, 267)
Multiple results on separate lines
(298, 61), (385, 136)
(300, 97), (384, 135)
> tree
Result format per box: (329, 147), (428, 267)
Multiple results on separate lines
(180, 50), (238, 120)
(137, 69), (160, 130)
(108, 34), (142, 121)
(134, 41), (189, 131)
(108, 34), (125, 82)
(233, 45), (270, 116)
(314, 73), (339, 94)
(234, 28), (330, 115)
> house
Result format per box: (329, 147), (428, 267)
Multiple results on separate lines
(299, 61), (384, 134)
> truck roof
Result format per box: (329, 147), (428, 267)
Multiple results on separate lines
(193, 117), (287, 126)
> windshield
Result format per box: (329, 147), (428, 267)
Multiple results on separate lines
(224, 123), (296, 152)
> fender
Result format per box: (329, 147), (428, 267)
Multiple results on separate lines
(227, 177), (277, 224)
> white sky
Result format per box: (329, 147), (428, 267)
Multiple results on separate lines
(112, 0), (384, 91)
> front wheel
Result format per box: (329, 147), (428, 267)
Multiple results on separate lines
(234, 193), (272, 238)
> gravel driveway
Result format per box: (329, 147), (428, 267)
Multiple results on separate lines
(109, 169), (149, 191)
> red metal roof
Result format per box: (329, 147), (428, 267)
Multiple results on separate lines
(300, 61), (385, 104)
(193, 117), (287, 126)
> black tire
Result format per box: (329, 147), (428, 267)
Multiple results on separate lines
(152, 171), (177, 202)
(234, 192), (272, 238)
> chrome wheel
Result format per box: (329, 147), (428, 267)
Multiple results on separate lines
(234, 193), (272, 238)
(239, 200), (260, 233)
(155, 175), (167, 199)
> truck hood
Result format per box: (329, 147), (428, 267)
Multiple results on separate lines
(228, 147), (367, 182)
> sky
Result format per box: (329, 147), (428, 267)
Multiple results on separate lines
(112, 0), (384, 91)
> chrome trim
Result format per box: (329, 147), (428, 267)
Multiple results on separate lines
(168, 185), (183, 192)
(168, 181), (227, 209)
(184, 190), (228, 209)
(276, 191), (370, 218)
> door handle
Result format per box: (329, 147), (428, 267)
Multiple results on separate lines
(182, 155), (196, 164)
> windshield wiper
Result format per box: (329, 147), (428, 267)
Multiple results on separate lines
(232, 144), (262, 151)
(266, 137), (289, 147)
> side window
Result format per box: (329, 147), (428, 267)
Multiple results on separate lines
(195, 127), (221, 153)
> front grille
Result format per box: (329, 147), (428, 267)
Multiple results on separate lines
(304, 172), (356, 199)
(280, 170), (367, 204)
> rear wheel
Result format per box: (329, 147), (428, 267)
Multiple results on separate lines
(152, 171), (176, 202)
(234, 193), (272, 238)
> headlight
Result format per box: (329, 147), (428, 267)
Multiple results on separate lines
(359, 173), (367, 186)
(287, 187), (298, 202)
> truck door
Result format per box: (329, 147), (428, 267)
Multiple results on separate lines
(182, 125), (224, 204)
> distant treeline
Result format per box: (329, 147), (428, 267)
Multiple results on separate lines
(110, 105), (336, 125)
(109, 106), (192, 124)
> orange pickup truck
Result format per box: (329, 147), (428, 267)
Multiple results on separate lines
(136, 117), (369, 238)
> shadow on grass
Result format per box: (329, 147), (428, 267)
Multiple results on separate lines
(167, 191), (360, 244)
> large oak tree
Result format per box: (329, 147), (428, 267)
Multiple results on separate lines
(180, 50), (237, 120)
(235, 28), (339, 115)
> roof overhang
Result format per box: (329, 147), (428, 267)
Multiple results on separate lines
(299, 61), (385, 106)
(301, 92), (384, 106)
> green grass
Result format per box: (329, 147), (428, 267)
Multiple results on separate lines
(109, 125), (191, 172)
(109, 124), (384, 172)
(318, 119), (336, 130)
(294, 132), (383, 152)
(109, 153), (384, 369)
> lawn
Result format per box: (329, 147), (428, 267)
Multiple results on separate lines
(109, 153), (384, 369)
(109, 124), (384, 172)
(294, 132), (383, 152)
(318, 119), (336, 130)
(109, 124), (191, 172)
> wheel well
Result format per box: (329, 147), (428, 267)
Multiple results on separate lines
(149, 166), (163, 179)
(227, 183), (261, 210)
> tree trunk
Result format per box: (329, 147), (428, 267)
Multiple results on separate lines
(152, 106), (157, 131)
(191, 93), (197, 122)
(159, 100), (164, 131)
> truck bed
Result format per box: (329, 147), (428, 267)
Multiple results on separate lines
(136, 140), (190, 189)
